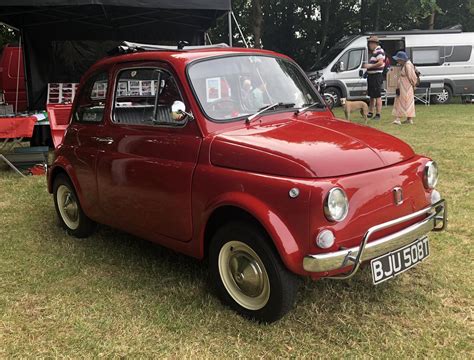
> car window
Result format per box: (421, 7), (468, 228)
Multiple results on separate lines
(412, 47), (443, 66)
(347, 49), (363, 70)
(73, 71), (108, 123)
(443, 45), (472, 62)
(113, 68), (187, 127)
(336, 49), (363, 71)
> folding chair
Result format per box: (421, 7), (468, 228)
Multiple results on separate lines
(414, 82), (431, 106)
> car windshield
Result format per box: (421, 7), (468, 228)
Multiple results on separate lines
(188, 55), (323, 122)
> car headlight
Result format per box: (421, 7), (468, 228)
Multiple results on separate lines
(324, 187), (349, 222)
(424, 161), (438, 189)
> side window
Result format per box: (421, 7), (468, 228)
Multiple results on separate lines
(347, 49), (363, 71)
(113, 68), (186, 127)
(73, 72), (108, 123)
(336, 49), (363, 71)
(444, 45), (472, 63)
(411, 47), (443, 66)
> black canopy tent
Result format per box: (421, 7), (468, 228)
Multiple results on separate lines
(0, 0), (231, 110)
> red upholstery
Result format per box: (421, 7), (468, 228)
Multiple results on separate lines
(47, 104), (72, 148)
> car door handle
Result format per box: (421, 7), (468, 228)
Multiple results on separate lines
(93, 137), (114, 144)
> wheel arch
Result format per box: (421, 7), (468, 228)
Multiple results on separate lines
(48, 166), (69, 193)
(200, 195), (304, 275)
(324, 80), (347, 98)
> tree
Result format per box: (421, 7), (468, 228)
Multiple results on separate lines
(251, 0), (263, 48)
(0, 25), (18, 50)
(208, 0), (474, 70)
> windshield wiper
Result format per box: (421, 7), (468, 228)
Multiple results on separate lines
(245, 102), (295, 124)
(295, 102), (326, 115)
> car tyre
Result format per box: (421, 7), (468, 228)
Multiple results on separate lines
(209, 221), (299, 323)
(432, 86), (452, 104)
(325, 86), (342, 107)
(53, 174), (96, 238)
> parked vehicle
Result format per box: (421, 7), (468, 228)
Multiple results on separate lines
(47, 44), (447, 322)
(0, 44), (27, 112)
(308, 29), (474, 105)
(314, 76), (335, 109)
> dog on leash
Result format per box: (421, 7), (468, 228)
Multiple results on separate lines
(340, 98), (369, 123)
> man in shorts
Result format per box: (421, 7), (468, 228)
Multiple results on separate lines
(363, 36), (385, 120)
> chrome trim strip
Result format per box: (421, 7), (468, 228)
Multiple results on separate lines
(303, 199), (447, 278)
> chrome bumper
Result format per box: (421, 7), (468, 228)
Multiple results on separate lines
(303, 199), (447, 279)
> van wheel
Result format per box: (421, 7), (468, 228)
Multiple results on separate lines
(325, 87), (342, 107)
(53, 174), (96, 238)
(209, 221), (299, 323)
(432, 86), (452, 104)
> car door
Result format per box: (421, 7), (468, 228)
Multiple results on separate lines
(96, 62), (202, 242)
(333, 48), (367, 99)
(65, 70), (110, 220)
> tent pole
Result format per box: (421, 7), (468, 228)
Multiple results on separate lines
(228, 11), (233, 47)
(15, 35), (21, 114)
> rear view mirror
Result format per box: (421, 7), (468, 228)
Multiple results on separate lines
(359, 69), (364, 78)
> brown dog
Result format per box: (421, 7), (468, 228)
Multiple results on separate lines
(340, 98), (369, 123)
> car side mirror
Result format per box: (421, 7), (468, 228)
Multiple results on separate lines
(338, 61), (345, 72)
(359, 69), (364, 78)
(171, 100), (194, 121)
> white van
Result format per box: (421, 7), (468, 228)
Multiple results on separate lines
(308, 29), (474, 105)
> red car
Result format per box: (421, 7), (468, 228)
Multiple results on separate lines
(47, 44), (447, 322)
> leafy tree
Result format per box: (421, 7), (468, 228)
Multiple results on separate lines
(0, 25), (18, 50)
(209, 0), (474, 69)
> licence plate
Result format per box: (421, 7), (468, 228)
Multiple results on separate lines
(371, 237), (430, 285)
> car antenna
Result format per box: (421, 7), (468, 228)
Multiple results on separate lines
(177, 41), (189, 50)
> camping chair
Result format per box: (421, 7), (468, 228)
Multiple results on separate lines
(0, 146), (49, 177)
(415, 82), (431, 106)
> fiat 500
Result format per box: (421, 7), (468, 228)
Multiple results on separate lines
(48, 44), (447, 322)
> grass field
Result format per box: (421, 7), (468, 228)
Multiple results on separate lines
(1, 104), (473, 358)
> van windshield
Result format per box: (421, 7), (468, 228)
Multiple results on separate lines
(188, 55), (322, 122)
(310, 36), (358, 71)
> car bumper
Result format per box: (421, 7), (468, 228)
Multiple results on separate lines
(303, 199), (447, 279)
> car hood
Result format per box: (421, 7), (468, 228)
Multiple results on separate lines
(210, 116), (415, 178)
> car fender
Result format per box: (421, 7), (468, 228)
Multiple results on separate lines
(200, 191), (305, 275)
(48, 156), (83, 201)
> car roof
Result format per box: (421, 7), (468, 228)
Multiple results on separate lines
(92, 47), (290, 71)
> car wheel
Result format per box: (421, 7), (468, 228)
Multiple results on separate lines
(432, 86), (452, 104)
(209, 221), (299, 323)
(325, 87), (342, 107)
(324, 94), (336, 109)
(53, 174), (96, 238)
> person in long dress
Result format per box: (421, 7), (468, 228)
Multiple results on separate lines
(392, 51), (418, 125)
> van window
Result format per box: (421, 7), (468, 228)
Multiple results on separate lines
(412, 47), (442, 66)
(444, 46), (472, 62)
(73, 71), (108, 124)
(337, 49), (363, 71)
(113, 68), (186, 127)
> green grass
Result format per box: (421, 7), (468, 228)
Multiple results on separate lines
(1, 104), (473, 358)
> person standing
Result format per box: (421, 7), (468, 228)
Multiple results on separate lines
(363, 36), (385, 120)
(391, 51), (418, 125)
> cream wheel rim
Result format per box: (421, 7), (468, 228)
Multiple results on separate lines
(57, 185), (80, 230)
(218, 240), (270, 310)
